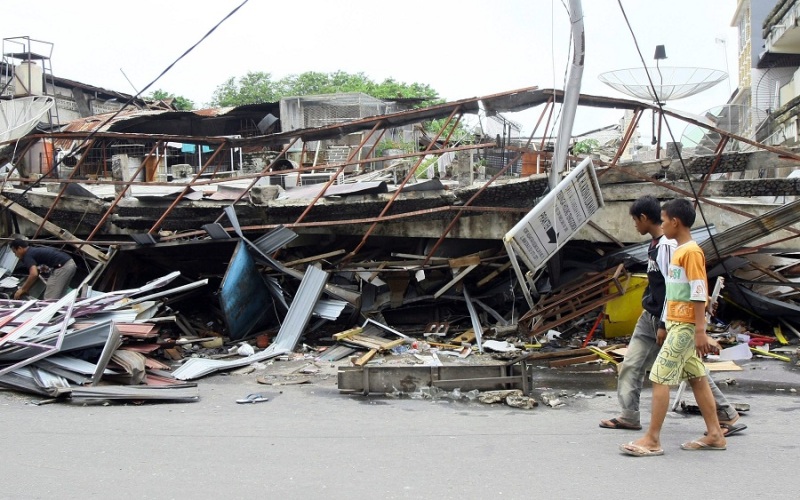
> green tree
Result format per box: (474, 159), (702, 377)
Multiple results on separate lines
(211, 72), (283, 107)
(148, 89), (194, 110)
(425, 117), (474, 144)
(209, 71), (439, 107)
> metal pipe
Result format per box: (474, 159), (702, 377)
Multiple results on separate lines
(549, 0), (585, 189)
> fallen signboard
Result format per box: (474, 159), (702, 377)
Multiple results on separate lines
(503, 157), (604, 306)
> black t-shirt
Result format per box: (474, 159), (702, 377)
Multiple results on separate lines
(21, 246), (72, 270)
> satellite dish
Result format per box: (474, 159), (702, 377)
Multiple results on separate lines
(0, 96), (55, 143)
(680, 104), (768, 156)
(599, 67), (728, 103)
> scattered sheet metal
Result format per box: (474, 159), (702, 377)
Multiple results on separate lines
(39, 355), (119, 377)
(251, 225), (299, 255)
(172, 344), (290, 381)
(109, 350), (146, 384)
(173, 265), (329, 380)
(277, 180), (388, 200)
(0, 272), (203, 401)
(0, 291), (77, 377)
(64, 384), (200, 402)
(0, 367), (52, 396)
(30, 366), (71, 393)
(202, 223), (231, 239)
(316, 344), (357, 362)
(208, 184), (247, 201)
(90, 324), (123, 386)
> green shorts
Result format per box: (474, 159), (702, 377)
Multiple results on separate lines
(648, 321), (706, 386)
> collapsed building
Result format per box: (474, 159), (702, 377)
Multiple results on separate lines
(1, 35), (799, 401)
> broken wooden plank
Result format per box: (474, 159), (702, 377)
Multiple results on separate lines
(450, 329), (476, 344)
(548, 353), (600, 368)
(353, 349), (377, 366)
(283, 249), (346, 267)
(0, 195), (107, 262)
(448, 254), (481, 268)
(333, 327), (363, 341)
(477, 261), (512, 287)
(433, 264), (478, 299)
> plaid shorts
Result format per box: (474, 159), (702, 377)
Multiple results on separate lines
(648, 321), (706, 386)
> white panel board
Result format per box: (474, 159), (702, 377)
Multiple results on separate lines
(503, 157), (603, 273)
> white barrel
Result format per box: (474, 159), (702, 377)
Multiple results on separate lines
(13, 61), (44, 97)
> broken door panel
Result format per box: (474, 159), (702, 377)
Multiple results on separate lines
(220, 240), (276, 340)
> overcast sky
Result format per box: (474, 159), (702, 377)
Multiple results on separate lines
(3, 0), (739, 138)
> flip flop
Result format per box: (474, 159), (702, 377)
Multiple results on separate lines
(705, 422), (747, 437)
(619, 442), (664, 457)
(680, 440), (726, 451)
(236, 393), (269, 404)
(600, 418), (642, 430)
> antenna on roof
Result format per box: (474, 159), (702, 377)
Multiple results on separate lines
(119, 68), (141, 95)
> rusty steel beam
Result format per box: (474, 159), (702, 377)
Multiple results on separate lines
(33, 139), (96, 239)
(159, 204), (529, 242)
(605, 162), (800, 237)
(422, 97), (556, 266)
(147, 144), (227, 234)
(293, 122), (384, 225)
(213, 137), (300, 217)
(85, 141), (163, 242)
(695, 136), (730, 199)
(346, 107), (463, 260)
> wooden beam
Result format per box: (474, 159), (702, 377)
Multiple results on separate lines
(333, 327), (363, 341)
(283, 249), (346, 267)
(353, 348), (377, 366)
(434, 264), (478, 298)
(477, 261), (512, 287)
(0, 195), (107, 262)
(549, 353), (600, 368)
(448, 254), (481, 268)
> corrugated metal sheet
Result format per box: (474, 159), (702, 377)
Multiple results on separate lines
(252, 225), (298, 254)
(313, 299), (347, 320)
(271, 265), (329, 352)
(699, 199), (800, 259)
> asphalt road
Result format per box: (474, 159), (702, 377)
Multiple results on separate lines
(1, 357), (799, 500)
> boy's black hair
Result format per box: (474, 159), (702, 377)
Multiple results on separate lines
(629, 195), (661, 223)
(661, 198), (696, 228)
(9, 239), (28, 250)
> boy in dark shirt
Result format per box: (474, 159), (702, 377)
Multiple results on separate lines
(600, 196), (741, 433)
(619, 198), (727, 456)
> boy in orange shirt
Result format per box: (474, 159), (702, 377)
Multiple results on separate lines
(619, 198), (726, 456)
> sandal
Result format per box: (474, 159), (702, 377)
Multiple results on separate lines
(236, 393), (269, 404)
(600, 417), (642, 430)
